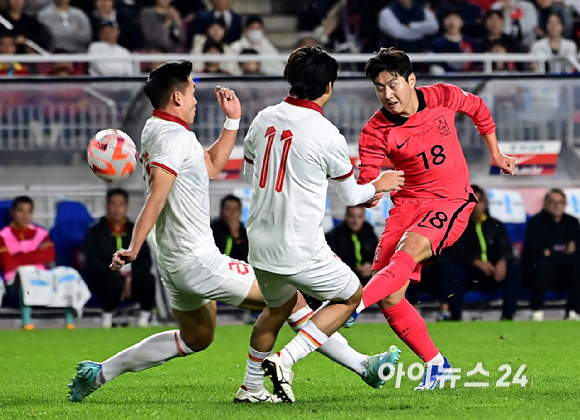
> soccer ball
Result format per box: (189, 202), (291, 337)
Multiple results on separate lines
(87, 129), (138, 182)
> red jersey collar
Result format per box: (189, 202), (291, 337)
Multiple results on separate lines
(283, 96), (324, 116)
(152, 109), (190, 130)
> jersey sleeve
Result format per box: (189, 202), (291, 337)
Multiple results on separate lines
(358, 122), (388, 185)
(428, 84), (496, 135)
(149, 128), (189, 177)
(321, 130), (354, 180)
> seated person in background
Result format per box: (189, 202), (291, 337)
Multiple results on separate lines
(481, 9), (522, 54)
(0, 196), (76, 330)
(199, 39), (229, 74)
(139, 0), (185, 53)
(230, 14), (285, 76)
(141, 45), (167, 74)
(378, 0), (439, 53)
(490, 0), (538, 52)
(187, 0), (242, 46)
(429, 9), (482, 73)
(535, 0), (573, 40)
(326, 205), (378, 286)
(529, 13), (578, 73)
(238, 47), (264, 75)
(37, 0), (92, 53)
(87, 20), (135, 76)
(190, 17), (237, 74)
(210, 194), (248, 262)
(84, 188), (155, 328)
(522, 188), (580, 321)
(458, 185), (519, 320)
(0, 31), (30, 76)
(487, 39), (518, 71)
(88, 0), (142, 51)
(0, 0), (51, 54)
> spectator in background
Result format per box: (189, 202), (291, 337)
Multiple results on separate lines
(326, 205), (379, 286)
(211, 195), (248, 265)
(490, 0), (538, 51)
(0, 196), (76, 330)
(530, 13), (578, 73)
(378, 0), (439, 53)
(139, 0), (185, 53)
(436, 0), (484, 39)
(535, 0), (572, 40)
(230, 14), (285, 76)
(346, 0), (390, 53)
(429, 9), (482, 73)
(457, 185), (519, 320)
(238, 47), (264, 75)
(37, 0), (92, 53)
(522, 188), (580, 321)
(188, 0), (242, 47)
(488, 39), (518, 71)
(84, 188), (155, 328)
(294, 35), (321, 49)
(199, 38), (229, 74)
(88, 0), (142, 51)
(0, 31), (30, 75)
(87, 20), (135, 76)
(482, 9), (522, 54)
(190, 17), (237, 74)
(0, 0), (50, 54)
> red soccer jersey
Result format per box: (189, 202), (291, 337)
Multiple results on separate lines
(358, 83), (495, 200)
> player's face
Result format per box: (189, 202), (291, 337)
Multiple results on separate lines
(106, 194), (128, 224)
(373, 71), (417, 117)
(181, 78), (198, 125)
(11, 202), (33, 229)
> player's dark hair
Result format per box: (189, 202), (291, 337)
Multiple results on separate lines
(544, 188), (566, 204)
(220, 194), (241, 212)
(144, 60), (192, 109)
(365, 47), (413, 82)
(284, 45), (338, 100)
(107, 188), (129, 204)
(11, 195), (34, 210)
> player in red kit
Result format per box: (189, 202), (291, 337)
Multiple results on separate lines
(345, 47), (515, 390)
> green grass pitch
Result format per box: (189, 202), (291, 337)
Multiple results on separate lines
(0, 321), (578, 419)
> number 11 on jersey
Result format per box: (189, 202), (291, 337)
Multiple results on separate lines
(259, 126), (293, 192)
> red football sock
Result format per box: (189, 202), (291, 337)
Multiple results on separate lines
(362, 251), (417, 308)
(381, 299), (438, 362)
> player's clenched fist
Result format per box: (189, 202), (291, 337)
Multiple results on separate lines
(110, 249), (137, 271)
(371, 170), (405, 193)
(215, 85), (241, 119)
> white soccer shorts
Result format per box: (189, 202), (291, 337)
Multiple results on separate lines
(158, 248), (255, 311)
(255, 251), (361, 308)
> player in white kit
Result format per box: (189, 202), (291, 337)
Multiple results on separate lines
(67, 60), (401, 404)
(241, 46), (405, 402)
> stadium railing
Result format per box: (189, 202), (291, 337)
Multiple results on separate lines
(2, 52), (580, 75)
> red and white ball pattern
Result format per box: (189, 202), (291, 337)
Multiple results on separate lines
(87, 129), (138, 183)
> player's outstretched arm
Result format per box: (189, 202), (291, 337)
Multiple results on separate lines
(110, 167), (174, 271)
(482, 132), (516, 175)
(205, 86), (242, 179)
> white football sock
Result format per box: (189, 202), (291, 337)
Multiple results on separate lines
(287, 305), (366, 375)
(243, 346), (272, 392)
(100, 330), (194, 382)
(281, 320), (328, 366)
(426, 352), (445, 365)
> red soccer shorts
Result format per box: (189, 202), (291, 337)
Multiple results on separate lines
(372, 195), (477, 282)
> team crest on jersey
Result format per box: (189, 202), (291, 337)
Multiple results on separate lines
(434, 116), (450, 137)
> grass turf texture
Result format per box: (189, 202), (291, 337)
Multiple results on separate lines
(0, 322), (578, 419)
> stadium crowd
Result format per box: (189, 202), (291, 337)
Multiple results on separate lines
(1, 0), (580, 76)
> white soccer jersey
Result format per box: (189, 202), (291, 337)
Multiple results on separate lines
(140, 110), (217, 272)
(243, 96), (354, 274)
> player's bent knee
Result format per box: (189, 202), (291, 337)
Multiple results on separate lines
(183, 332), (214, 352)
